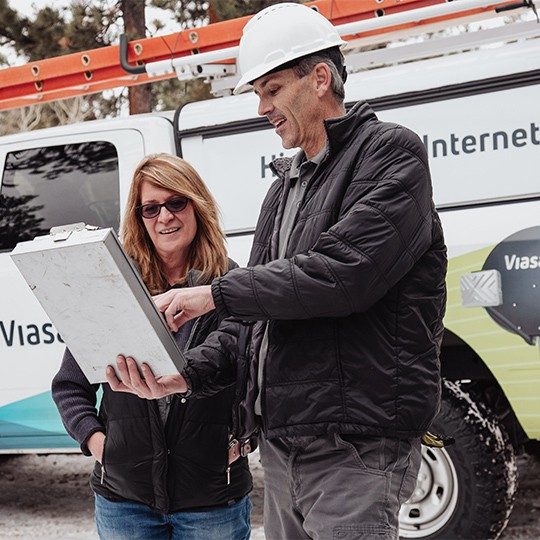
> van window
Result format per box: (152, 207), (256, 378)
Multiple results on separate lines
(0, 141), (120, 251)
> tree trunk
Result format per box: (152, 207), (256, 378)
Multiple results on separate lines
(121, 0), (152, 115)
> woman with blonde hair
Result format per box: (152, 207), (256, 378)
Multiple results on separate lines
(52, 153), (253, 540)
(122, 153), (228, 294)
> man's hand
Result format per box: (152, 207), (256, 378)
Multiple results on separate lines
(87, 431), (105, 463)
(106, 355), (188, 398)
(153, 285), (215, 332)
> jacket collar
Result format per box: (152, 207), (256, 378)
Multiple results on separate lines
(270, 100), (376, 181)
(324, 100), (377, 156)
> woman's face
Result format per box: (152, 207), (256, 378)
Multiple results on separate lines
(139, 181), (198, 263)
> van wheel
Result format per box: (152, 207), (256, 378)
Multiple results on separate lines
(399, 379), (517, 539)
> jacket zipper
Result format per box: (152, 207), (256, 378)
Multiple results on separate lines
(157, 316), (201, 511)
(182, 316), (232, 485)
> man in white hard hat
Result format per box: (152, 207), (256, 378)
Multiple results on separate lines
(108, 3), (447, 538)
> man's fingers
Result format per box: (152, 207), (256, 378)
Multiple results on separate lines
(152, 290), (172, 312)
(165, 305), (180, 332)
(154, 287), (213, 332)
(106, 365), (130, 392)
(159, 292), (190, 331)
(115, 355), (132, 387)
(153, 289), (178, 312)
(164, 296), (187, 331)
(106, 365), (121, 389)
(125, 356), (143, 383)
(141, 363), (162, 396)
(155, 288), (214, 332)
(107, 358), (158, 399)
(126, 357), (151, 398)
(173, 311), (191, 330)
(167, 299), (196, 331)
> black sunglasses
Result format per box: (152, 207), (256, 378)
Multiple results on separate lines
(137, 196), (189, 219)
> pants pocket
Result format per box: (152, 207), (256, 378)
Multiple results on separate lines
(334, 433), (390, 476)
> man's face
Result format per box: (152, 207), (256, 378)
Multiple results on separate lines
(253, 68), (322, 154)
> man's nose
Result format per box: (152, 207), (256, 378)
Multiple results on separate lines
(258, 97), (273, 117)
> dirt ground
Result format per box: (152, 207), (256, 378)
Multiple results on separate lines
(0, 450), (538, 539)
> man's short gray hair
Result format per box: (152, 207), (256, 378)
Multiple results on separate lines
(292, 53), (345, 104)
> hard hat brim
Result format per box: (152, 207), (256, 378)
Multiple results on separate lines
(233, 40), (346, 95)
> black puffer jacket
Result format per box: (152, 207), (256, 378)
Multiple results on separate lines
(185, 101), (447, 439)
(52, 270), (252, 513)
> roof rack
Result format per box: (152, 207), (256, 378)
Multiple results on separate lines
(0, 0), (537, 111)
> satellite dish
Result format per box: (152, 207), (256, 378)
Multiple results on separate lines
(482, 226), (540, 345)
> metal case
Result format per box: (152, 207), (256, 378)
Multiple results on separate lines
(10, 225), (185, 383)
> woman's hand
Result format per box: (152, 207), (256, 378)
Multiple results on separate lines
(87, 431), (106, 463)
(153, 285), (215, 332)
(106, 355), (188, 398)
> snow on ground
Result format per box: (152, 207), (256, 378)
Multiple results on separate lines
(0, 450), (538, 538)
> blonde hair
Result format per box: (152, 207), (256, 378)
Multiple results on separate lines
(122, 153), (228, 294)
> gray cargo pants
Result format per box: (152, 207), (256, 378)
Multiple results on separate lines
(259, 433), (421, 539)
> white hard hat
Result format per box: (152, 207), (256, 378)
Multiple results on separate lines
(233, 3), (346, 95)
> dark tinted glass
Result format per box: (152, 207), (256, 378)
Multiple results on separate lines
(0, 141), (120, 251)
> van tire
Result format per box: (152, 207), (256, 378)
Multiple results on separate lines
(399, 379), (517, 539)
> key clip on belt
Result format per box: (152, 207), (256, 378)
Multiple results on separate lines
(421, 430), (455, 448)
(228, 438), (253, 464)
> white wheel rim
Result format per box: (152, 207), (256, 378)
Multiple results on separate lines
(399, 446), (459, 538)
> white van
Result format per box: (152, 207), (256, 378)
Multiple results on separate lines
(1, 35), (539, 539)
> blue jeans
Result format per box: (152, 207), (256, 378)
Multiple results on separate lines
(94, 494), (251, 540)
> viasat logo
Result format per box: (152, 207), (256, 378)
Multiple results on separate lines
(504, 255), (540, 271)
(0, 320), (64, 347)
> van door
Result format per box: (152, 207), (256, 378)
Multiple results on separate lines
(0, 129), (144, 452)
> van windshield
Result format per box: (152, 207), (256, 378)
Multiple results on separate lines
(0, 141), (120, 251)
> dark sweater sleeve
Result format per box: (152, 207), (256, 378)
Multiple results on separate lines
(51, 348), (105, 455)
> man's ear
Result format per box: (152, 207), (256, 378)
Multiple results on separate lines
(314, 63), (332, 97)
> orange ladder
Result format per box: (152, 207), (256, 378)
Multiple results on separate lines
(0, 0), (531, 111)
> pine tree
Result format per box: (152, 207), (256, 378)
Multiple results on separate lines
(0, 0), (120, 135)
(121, 0), (152, 114)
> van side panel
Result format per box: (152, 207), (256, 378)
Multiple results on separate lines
(180, 82), (540, 438)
